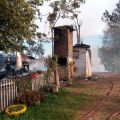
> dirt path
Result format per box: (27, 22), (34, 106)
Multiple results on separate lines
(75, 73), (120, 120)
(90, 73), (120, 120)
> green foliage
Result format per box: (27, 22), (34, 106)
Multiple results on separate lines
(42, 83), (53, 93)
(16, 77), (32, 95)
(44, 56), (58, 84)
(47, 0), (85, 27)
(26, 41), (45, 57)
(99, 1), (120, 72)
(45, 56), (58, 72)
(0, 0), (44, 52)
(0, 0), (85, 54)
(15, 90), (46, 106)
(46, 0), (85, 56)
(0, 89), (87, 120)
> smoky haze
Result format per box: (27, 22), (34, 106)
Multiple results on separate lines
(98, 0), (120, 73)
(91, 47), (106, 72)
(82, 35), (107, 72)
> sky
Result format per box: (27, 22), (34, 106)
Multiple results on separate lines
(38, 0), (119, 56)
(80, 0), (119, 36)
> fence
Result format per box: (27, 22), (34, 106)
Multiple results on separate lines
(32, 75), (46, 91)
(0, 75), (46, 111)
(0, 79), (17, 111)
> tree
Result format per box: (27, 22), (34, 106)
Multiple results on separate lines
(99, 0), (120, 72)
(26, 40), (45, 57)
(0, 0), (44, 52)
(73, 15), (83, 44)
(47, 0), (85, 56)
(45, 55), (60, 92)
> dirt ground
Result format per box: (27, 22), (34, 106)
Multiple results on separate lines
(67, 72), (120, 120)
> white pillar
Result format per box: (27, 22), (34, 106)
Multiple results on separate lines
(86, 50), (92, 77)
(16, 52), (22, 69)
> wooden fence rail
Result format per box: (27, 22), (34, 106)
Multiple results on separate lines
(0, 80), (17, 111)
(0, 75), (48, 112)
(32, 75), (46, 91)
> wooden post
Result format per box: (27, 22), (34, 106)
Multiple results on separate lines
(51, 29), (54, 57)
(0, 81), (3, 111)
(53, 66), (60, 92)
(8, 80), (11, 105)
(0, 79), (18, 111)
(3, 80), (5, 109)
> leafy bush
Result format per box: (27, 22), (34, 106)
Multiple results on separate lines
(15, 76), (32, 95)
(45, 56), (58, 72)
(15, 91), (46, 106)
(43, 84), (54, 93)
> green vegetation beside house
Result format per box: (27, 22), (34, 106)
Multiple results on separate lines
(0, 78), (109, 120)
(0, 87), (87, 120)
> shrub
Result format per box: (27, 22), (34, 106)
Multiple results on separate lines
(15, 76), (32, 95)
(15, 90), (46, 106)
(43, 84), (53, 93)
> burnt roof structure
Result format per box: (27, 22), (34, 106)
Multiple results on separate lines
(73, 43), (90, 49)
(54, 25), (75, 31)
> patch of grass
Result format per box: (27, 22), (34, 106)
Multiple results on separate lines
(71, 80), (86, 88)
(0, 89), (87, 120)
(83, 88), (97, 95)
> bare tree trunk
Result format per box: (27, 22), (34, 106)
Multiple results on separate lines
(53, 66), (60, 92)
(51, 29), (54, 57)
(74, 17), (83, 44)
(78, 25), (81, 44)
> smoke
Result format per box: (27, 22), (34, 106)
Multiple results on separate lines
(29, 59), (47, 72)
(91, 47), (106, 72)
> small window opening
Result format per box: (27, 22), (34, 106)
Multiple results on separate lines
(58, 57), (67, 66)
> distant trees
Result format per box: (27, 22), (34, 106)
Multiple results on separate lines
(99, 1), (120, 72)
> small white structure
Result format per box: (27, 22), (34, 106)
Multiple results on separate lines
(73, 44), (92, 78)
(16, 52), (22, 69)
(21, 54), (47, 71)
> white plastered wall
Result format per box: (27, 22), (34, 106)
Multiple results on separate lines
(73, 48), (92, 78)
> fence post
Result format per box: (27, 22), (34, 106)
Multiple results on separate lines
(6, 80), (8, 107)
(3, 80), (6, 109)
(0, 81), (3, 111)
(0, 79), (18, 111)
